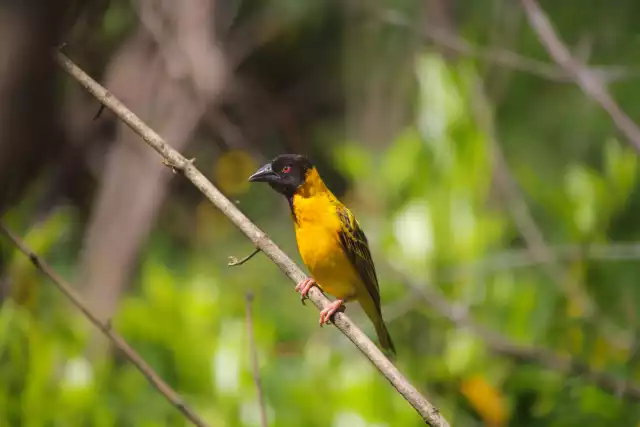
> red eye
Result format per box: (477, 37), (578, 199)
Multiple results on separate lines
(281, 166), (292, 173)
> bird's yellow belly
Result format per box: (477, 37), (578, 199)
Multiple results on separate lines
(295, 224), (358, 300)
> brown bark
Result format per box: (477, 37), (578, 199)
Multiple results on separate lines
(0, 1), (70, 215)
(79, 0), (228, 334)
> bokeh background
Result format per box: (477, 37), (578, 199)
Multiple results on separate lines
(1, 0), (640, 426)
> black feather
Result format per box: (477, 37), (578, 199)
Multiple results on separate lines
(336, 205), (381, 311)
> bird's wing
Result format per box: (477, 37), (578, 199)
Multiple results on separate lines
(336, 204), (381, 311)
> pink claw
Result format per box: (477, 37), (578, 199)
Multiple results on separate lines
(319, 299), (344, 326)
(295, 278), (316, 301)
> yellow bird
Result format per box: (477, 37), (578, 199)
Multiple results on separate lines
(248, 154), (395, 355)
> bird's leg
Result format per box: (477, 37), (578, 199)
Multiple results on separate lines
(319, 299), (345, 326)
(295, 277), (316, 303)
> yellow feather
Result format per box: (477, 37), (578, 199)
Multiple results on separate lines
(292, 168), (359, 300)
(291, 166), (395, 354)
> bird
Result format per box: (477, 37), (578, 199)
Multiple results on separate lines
(248, 153), (396, 355)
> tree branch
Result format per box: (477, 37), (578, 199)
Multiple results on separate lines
(440, 242), (640, 283)
(471, 82), (594, 316)
(471, 80), (637, 369)
(521, 0), (640, 154)
(380, 10), (638, 84)
(54, 52), (450, 427)
(389, 267), (640, 401)
(0, 223), (211, 427)
(229, 247), (261, 266)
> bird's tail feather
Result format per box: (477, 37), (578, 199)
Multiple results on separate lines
(360, 296), (396, 356)
(374, 319), (396, 357)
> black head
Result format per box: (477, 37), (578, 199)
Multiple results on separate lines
(248, 154), (314, 197)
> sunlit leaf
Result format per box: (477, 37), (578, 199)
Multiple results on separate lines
(604, 137), (638, 208)
(564, 165), (605, 236)
(444, 329), (485, 375)
(332, 143), (374, 180)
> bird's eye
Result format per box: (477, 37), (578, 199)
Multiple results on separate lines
(281, 166), (292, 173)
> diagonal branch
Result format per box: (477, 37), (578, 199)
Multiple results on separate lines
(421, 27), (635, 84)
(521, 0), (640, 154)
(390, 267), (640, 401)
(471, 82), (594, 316)
(0, 224), (211, 427)
(380, 10), (638, 84)
(472, 81), (635, 362)
(54, 52), (450, 427)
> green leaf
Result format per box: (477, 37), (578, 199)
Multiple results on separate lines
(380, 127), (425, 195)
(604, 137), (638, 208)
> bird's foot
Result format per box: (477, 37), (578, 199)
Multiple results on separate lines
(295, 278), (316, 304)
(319, 299), (345, 326)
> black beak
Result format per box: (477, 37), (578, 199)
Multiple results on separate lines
(248, 162), (277, 182)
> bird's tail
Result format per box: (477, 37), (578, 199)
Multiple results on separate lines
(360, 296), (396, 357)
(374, 318), (396, 357)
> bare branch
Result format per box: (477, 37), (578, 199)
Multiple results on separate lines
(55, 52), (450, 427)
(472, 81), (635, 362)
(471, 82), (594, 316)
(229, 248), (261, 266)
(389, 267), (640, 402)
(380, 10), (638, 84)
(245, 292), (268, 427)
(521, 0), (640, 153)
(441, 242), (640, 283)
(0, 224), (211, 427)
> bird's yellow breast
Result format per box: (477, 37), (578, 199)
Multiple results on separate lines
(292, 191), (359, 300)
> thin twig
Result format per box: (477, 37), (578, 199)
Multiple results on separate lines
(386, 241), (639, 352)
(439, 242), (640, 283)
(0, 223), (211, 427)
(388, 266), (640, 402)
(472, 81), (634, 359)
(245, 292), (268, 427)
(472, 81), (594, 316)
(380, 10), (638, 84)
(229, 248), (261, 266)
(93, 103), (105, 120)
(521, 0), (640, 154)
(55, 52), (449, 427)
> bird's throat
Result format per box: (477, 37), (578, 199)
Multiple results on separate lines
(288, 167), (333, 224)
(295, 167), (328, 198)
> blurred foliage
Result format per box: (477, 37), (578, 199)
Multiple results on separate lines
(3, 0), (640, 426)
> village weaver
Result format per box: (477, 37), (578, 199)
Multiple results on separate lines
(248, 154), (396, 354)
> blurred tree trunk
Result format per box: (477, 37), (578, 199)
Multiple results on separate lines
(0, 1), (72, 300)
(78, 0), (228, 354)
(0, 1), (70, 215)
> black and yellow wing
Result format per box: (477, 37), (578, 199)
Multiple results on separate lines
(335, 202), (396, 354)
(335, 204), (381, 311)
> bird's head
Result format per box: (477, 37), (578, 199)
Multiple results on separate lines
(248, 154), (314, 197)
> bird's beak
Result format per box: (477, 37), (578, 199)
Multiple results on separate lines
(248, 162), (277, 183)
